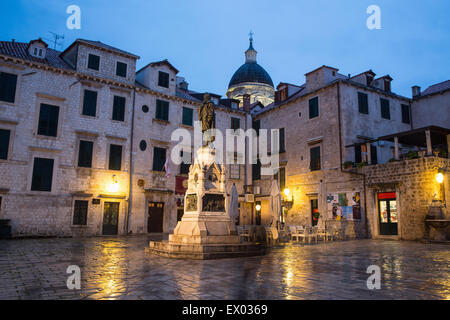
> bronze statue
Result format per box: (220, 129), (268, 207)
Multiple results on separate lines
(198, 93), (215, 146)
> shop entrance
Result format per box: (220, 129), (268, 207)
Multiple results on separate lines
(378, 192), (398, 235)
(148, 202), (164, 233)
(102, 202), (119, 235)
(311, 199), (319, 226)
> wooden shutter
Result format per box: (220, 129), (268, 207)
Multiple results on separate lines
(109, 144), (122, 170)
(38, 104), (59, 137)
(0, 129), (10, 160)
(0, 72), (18, 103)
(78, 140), (94, 168)
(112, 96), (125, 121)
(83, 90), (97, 116)
(31, 158), (54, 191)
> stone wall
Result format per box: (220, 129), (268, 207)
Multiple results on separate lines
(362, 156), (450, 240)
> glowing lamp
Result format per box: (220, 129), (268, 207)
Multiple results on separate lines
(107, 175), (120, 193)
(255, 204), (261, 211)
(436, 172), (444, 184)
(283, 188), (291, 197)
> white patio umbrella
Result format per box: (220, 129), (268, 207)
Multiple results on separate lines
(228, 184), (239, 230)
(270, 180), (282, 230)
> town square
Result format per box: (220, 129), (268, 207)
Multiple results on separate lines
(0, 0), (449, 304)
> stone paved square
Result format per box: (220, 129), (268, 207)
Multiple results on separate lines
(0, 236), (448, 300)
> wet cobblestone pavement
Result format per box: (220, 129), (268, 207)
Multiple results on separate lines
(0, 235), (448, 300)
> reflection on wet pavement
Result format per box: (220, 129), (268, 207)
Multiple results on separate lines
(0, 235), (448, 300)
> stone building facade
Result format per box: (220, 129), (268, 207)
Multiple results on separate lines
(0, 36), (448, 240)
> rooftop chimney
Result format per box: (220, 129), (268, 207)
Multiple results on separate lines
(243, 94), (251, 111)
(412, 86), (421, 98)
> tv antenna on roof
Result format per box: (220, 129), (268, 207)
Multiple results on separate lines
(48, 32), (65, 50)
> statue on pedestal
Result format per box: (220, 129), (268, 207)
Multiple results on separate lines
(198, 93), (215, 146)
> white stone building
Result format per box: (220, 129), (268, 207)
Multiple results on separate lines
(0, 36), (448, 240)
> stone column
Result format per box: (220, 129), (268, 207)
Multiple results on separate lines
(394, 137), (399, 160)
(425, 129), (432, 155)
(366, 143), (372, 165)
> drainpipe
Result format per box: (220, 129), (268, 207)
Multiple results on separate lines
(336, 82), (369, 238)
(126, 88), (136, 234)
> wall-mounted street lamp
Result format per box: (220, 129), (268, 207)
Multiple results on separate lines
(106, 174), (120, 193)
(255, 204), (261, 212)
(282, 188), (294, 210)
(436, 170), (444, 184)
(435, 168), (446, 207)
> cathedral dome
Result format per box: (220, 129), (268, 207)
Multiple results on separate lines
(228, 62), (274, 88)
(226, 34), (275, 107)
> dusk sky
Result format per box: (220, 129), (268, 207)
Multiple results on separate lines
(1, 0), (449, 97)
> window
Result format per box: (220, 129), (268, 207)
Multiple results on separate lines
(37, 103), (59, 137)
(358, 92), (368, 114)
(108, 144), (122, 171)
(155, 99), (169, 121)
(252, 159), (261, 180)
(0, 72), (18, 103)
(182, 107), (193, 126)
(73, 200), (88, 226)
(279, 167), (286, 191)
(158, 71), (169, 88)
(153, 147), (166, 172)
(78, 140), (93, 168)
(230, 164), (240, 180)
(0, 129), (10, 160)
(231, 117), (240, 130)
(31, 157), (54, 191)
(309, 97), (319, 119)
(279, 128), (286, 153)
(310, 146), (321, 171)
(88, 54), (100, 70)
(380, 98), (390, 119)
(180, 151), (191, 174)
(82, 90), (97, 117)
(112, 96), (125, 121)
(252, 120), (260, 136)
(116, 62), (127, 77)
(401, 104), (410, 124)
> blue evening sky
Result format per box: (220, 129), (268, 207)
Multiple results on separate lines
(1, 0), (449, 97)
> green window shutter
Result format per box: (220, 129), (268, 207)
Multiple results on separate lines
(153, 147), (166, 171)
(0, 129), (11, 160)
(156, 100), (169, 121)
(31, 158), (54, 191)
(116, 62), (127, 77)
(252, 120), (260, 136)
(252, 159), (261, 180)
(231, 117), (240, 130)
(401, 104), (410, 124)
(279, 128), (285, 153)
(0, 72), (18, 103)
(182, 107), (193, 126)
(38, 104), (59, 137)
(88, 54), (100, 70)
(109, 144), (122, 170)
(358, 92), (369, 114)
(310, 146), (321, 171)
(112, 96), (125, 121)
(380, 98), (390, 119)
(309, 97), (319, 119)
(82, 90), (97, 116)
(73, 200), (88, 226)
(78, 140), (94, 168)
(158, 71), (169, 88)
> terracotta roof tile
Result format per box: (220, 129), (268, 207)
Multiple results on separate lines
(0, 41), (73, 70)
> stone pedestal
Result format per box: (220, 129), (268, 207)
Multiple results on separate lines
(147, 147), (265, 259)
